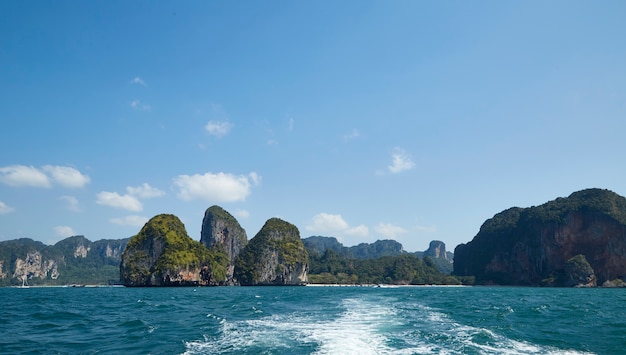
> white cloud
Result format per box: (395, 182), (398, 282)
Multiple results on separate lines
(307, 213), (349, 231)
(343, 129), (360, 143)
(267, 139), (278, 146)
(0, 165), (51, 187)
(0, 165), (90, 188)
(43, 165), (90, 188)
(345, 225), (369, 237)
(205, 121), (233, 137)
(54, 226), (75, 238)
(127, 183), (165, 198)
(388, 147), (415, 174)
(110, 215), (149, 227)
(60, 195), (81, 212)
(248, 172), (261, 186)
(0, 201), (15, 214)
(130, 77), (147, 86)
(96, 191), (143, 211)
(234, 209), (250, 219)
(375, 222), (408, 239)
(173, 172), (257, 202)
(130, 99), (152, 111)
(306, 213), (369, 238)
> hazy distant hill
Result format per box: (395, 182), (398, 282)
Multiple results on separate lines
(303, 236), (453, 274)
(303, 237), (403, 259)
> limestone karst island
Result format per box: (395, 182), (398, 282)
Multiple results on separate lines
(1, 188), (626, 288)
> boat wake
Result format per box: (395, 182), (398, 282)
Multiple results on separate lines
(183, 294), (594, 355)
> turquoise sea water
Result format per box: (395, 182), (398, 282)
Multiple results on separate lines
(1, 286), (625, 354)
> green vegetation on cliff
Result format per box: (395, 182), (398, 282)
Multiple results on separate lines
(234, 218), (308, 285)
(121, 214), (229, 286)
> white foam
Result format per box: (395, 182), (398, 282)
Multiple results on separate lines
(402, 302), (595, 355)
(307, 298), (398, 355)
(183, 295), (596, 355)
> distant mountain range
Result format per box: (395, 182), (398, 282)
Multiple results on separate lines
(303, 236), (454, 274)
(4, 187), (624, 287)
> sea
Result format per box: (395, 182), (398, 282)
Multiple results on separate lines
(1, 285), (624, 355)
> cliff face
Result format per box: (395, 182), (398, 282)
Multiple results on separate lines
(454, 189), (626, 286)
(120, 214), (228, 286)
(199, 205), (247, 284)
(0, 236), (128, 286)
(424, 240), (449, 261)
(13, 251), (59, 284)
(235, 218), (308, 285)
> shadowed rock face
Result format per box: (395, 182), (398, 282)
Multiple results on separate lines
(200, 206), (247, 284)
(454, 189), (626, 286)
(235, 218), (308, 286)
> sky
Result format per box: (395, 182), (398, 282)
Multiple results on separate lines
(1, 1), (625, 252)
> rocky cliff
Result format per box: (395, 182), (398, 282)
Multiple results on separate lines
(454, 188), (626, 286)
(424, 240), (449, 261)
(235, 218), (308, 285)
(120, 214), (228, 286)
(200, 205), (247, 284)
(0, 236), (128, 286)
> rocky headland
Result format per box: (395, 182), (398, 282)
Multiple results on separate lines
(454, 188), (626, 287)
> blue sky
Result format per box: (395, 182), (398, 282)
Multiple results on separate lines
(1, 1), (625, 252)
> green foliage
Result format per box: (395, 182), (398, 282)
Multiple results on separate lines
(122, 214), (230, 286)
(308, 250), (467, 285)
(234, 218), (308, 285)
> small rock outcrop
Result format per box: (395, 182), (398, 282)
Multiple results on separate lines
(454, 188), (626, 286)
(235, 218), (308, 285)
(564, 254), (596, 287)
(120, 214), (228, 286)
(200, 205), (247, 284)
